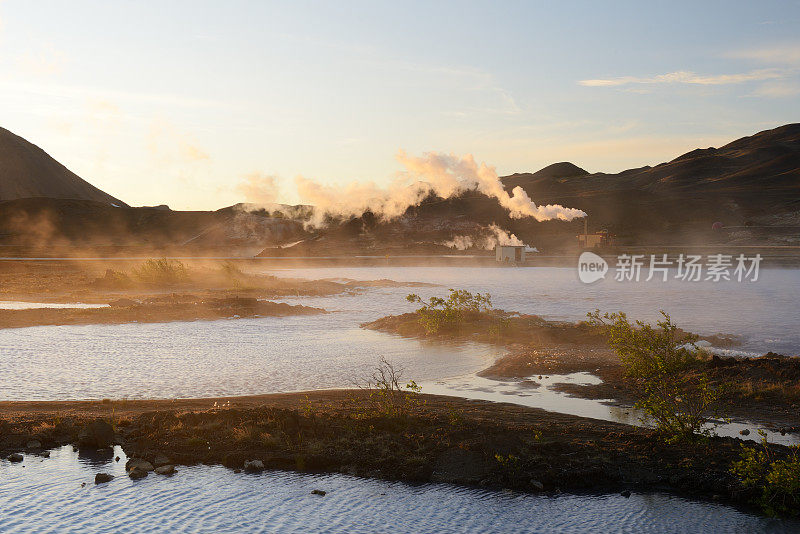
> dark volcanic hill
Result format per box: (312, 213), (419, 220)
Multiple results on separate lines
(0, 127), (126, 205)
(493, 123), (800, 248)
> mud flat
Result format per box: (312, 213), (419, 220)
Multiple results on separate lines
(0, 296), (325, 329)
(0, 389), (793, 514)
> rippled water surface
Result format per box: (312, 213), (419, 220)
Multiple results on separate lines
(2, 446), (797, 534)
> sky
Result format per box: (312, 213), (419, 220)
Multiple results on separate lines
(1, 0), (799, 210)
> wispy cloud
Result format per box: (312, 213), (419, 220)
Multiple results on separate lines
(732, 43), (800, 65)
(579, 69), (784, 87)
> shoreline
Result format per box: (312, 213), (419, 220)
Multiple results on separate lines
(0, 389), (784, 514)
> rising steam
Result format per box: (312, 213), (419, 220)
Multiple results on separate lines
(440, 224), (528, 251)
(291, 151), (586, 226)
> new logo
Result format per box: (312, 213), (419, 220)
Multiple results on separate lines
(578, 251), (608, 284)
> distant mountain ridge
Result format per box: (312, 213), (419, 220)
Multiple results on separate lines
(0, 127), (126, 206)
(501, 123), (800, 201)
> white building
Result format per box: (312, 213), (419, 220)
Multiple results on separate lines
(495, 245), (525, 263)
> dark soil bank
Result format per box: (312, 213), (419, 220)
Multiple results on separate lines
(0, 391), (791, 513)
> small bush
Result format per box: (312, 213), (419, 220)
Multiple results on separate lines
(731, 431), (800, 516)
(588, 310), (726, 442)
(407, 289), (493, 334)
(132, 258), (189, 284)
(354, 357), (423, 418)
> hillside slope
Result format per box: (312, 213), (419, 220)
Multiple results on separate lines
(0, 127), (126, 206)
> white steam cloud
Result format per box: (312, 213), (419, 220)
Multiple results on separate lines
(440, 224), (528, 250)
(293, 151), (586, 226)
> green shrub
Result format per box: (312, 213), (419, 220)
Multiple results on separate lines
(731, 431), (800, 516)
(588, 310), (725, 442)
(406, 289), (493, 334)
(132, 258), (189, 284)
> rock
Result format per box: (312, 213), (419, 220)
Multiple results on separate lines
(95, 473), (114, 484)
(233, 469), (242, 474)
(26, 440), (42, 449)
(530, 480), (544, 491)
(125, 458), (154, 472)
(40, 451), (50, 458)
(621, 490), (631, 498)
(128, 467), (148, 480)
(78, 420), (115, 449)
(115, 456), (120, 462)
(155, 465), (175, 475)
(243, 459), (264, 472)
(739, 429), (750, 436)
(311, 489), (326, 496)
(7, 453), (23, 462)
(153, 454), (170, 468)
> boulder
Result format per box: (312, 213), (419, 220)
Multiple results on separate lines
(739, 429), (750, 436)
(125, 458), (154, 472)
(155, 465), (176, 475)
(153, 454), (170, 468)
(530, 480), (544, 491)
(78, 420), (115, 449)
(243, 459), (264, 472)
(95, 473), (114, 484)
(40, 451), (50, 458)
(7, 453), (23, 462)
(128, 467), (148, 480)
(311, 489), (326, 496)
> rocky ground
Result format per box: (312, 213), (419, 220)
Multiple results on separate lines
(0, 390), (790, 514)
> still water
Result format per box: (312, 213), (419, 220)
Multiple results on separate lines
(1, 446), (797, 534)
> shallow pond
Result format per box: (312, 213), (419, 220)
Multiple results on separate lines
(1, 446), (797, 534)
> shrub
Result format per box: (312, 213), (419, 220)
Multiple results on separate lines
(731, 431), (800, 516)
(588, 310), (726, 442)
(354, 357), (423, 418)
(406, 289), (493, 334)
(132, 258), (189, 284)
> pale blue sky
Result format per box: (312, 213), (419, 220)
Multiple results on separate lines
(1, 0), (799, 209)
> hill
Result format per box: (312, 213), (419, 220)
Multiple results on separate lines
(0, 127), (126, 205)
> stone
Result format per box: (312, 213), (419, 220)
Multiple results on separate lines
(530, 480), (544, 491)
(125, 458), (154, 472)
(128, 467), (148, 480)
(26, 440), (42, 449)
(95, 473), (114, 484)
(77, 420), (115, 449)
(115, 456), (120, 462)
(155, 465), (175, 475)
(153, 454), (170, 468)
(243, 459), (264, 472)
(40, 451), (50, 458)
(311, 489), (326, 496)
(739, 429), (750, 436)
(7, 453), (23, 462)
(620, 490), (631, 498)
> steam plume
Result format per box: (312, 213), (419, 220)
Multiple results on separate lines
(294, 151), (586, 226)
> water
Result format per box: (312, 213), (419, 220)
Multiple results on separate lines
(0, 317), (499, 400)
(1, 446), (796, 534)
(0, 301), (109, 310)
(268, 266), (800, 355)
